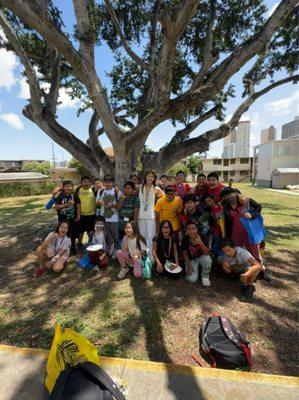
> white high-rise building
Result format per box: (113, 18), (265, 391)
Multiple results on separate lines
(261, 126), (277, 144)
(235, 121), (250, 157)
(281, 116), (299, 139)
(222, 121), (250, 158)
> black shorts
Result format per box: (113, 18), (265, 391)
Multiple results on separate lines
(78, 215), (95, 233)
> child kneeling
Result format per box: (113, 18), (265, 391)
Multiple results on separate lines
(35, 221), (71, 276)
(218, 238), (261, 298)
(117, 221), (148, 279)
(181, 221), (212, 286)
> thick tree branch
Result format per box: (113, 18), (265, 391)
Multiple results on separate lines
(45, 47), (60, 114)
(73, 0), (95, 65)
(148, 0), (161, 70)
(0, 10), (42, 120)
(162, 0), (297, 123)
(191, 0), (217, 89)
(88, 110), (114, 170)
(168, 106), (218, 146)
(1, 0), (121, 141)
(208, 0), (297, 89)
(153, 0), (200, 107)
(104, 0), (151, 73)
(156, 74), (298, 170)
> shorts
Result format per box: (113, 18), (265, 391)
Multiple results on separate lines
(78, 215), (95, 233)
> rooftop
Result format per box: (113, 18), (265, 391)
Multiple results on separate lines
(0, 172), (48, 181)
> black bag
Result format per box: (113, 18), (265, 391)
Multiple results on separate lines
(199, 313), (251, 370)
(49, 361), (126, 400)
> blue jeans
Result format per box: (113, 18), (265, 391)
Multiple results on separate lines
(186, 255), (212, 283)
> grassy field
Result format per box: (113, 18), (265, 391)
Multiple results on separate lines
(0, 184), (298, 376)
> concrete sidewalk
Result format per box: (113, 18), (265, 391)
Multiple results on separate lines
(0, 344), (298, 400)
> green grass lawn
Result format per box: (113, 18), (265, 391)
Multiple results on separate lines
(0, 185), (298, 376)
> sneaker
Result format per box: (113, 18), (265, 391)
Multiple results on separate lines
(258, 270), (272, 282)
(241, 284), (255, 298)
(117, 267), (129, 279)
(34, 268), (45, 277)
(202, 277), (211, 287)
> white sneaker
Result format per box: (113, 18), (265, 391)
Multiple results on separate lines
(202, 277), (211, 287)
(117, 267), (129, 279)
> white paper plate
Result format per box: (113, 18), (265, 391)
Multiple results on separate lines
(87, 244), (103, 251)
(165, 264), (182, 274)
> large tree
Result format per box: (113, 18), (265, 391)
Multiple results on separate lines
(0, 0), (297, 184)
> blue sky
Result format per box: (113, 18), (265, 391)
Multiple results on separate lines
(0, 0), (298, 162)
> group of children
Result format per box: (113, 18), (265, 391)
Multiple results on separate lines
(35, 170), (270, 298)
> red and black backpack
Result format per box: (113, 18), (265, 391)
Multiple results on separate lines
(199, 313), (251, 371)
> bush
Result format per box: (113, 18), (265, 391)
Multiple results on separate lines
(0, 181), (56, 198)
(23, 161), (52, 175)
(167, 164), (190, 178)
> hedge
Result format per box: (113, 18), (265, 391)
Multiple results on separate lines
(0, 182), (56, 198)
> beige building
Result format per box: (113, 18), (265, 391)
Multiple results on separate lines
(201, 157), (253, 182)
(260, 126), (277, 144)
(253, 138), (299, 187)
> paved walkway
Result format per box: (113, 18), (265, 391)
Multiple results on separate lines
(0, 344), (298, 400)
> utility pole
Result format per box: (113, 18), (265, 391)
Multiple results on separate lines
(51, 142), (57, 167)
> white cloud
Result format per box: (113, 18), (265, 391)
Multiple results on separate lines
(0, 49), (18, 90)
(58, 88), (81, 109)
(17, 78), (81, 110)
(267, 2), (279, 17)
(263, 90), (299, 116)
(0, 113), (24, 130)
(224, 114), (250, 123)
(18, 76), (30, 99)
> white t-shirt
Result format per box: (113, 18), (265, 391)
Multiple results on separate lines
(45, 233), (71, 253)
(224, 247), (253, 273)
(96, 188), (121, 223)
(138, 186), (156, 220)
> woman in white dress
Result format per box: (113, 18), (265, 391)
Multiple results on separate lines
(138, 170), (164, 258)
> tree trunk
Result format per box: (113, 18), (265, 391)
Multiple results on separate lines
(113, 144), (132, 187)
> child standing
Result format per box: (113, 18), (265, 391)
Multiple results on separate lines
(138, 170), (164, 258)
(181, 221), (212, 286)
(154, 185), (183, 235)
(118, 181), (140, 240)
(34, 221), (71, 276)
(54, 180), (79, 255)
(96, 175), (121, 255)
(207, 172), (225, 203)
(116, 222), (148, 279)
(172, 170), (191, 201)
(192, 173), (209, 203)
(75, 176), (96, 250)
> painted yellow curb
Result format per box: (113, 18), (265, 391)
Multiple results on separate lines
(0, 344), (298, 387)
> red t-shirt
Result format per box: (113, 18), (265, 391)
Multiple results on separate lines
(194, 183), (209, 202)
(230, 205), (247, 239)
(207, 183), (225, 203)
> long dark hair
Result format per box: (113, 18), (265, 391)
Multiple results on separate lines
(157, 220), (174, 241)
(54, 220), (70, 235)
(125, 221), (147, 250)
(142, 170), (157, 193)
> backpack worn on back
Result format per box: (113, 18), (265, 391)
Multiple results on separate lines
(199, 314), (251, 371)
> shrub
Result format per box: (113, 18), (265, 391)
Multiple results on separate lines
(0, 182), (56, 198)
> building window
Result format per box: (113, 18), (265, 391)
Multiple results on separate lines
(213, 159), (222, 165)
(230, 159), (236, 164)
(223, 159), (229, 166)
(240, 170), (248, 176)
(240, 158), (249, 164)
(230, 171), (235, 177)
